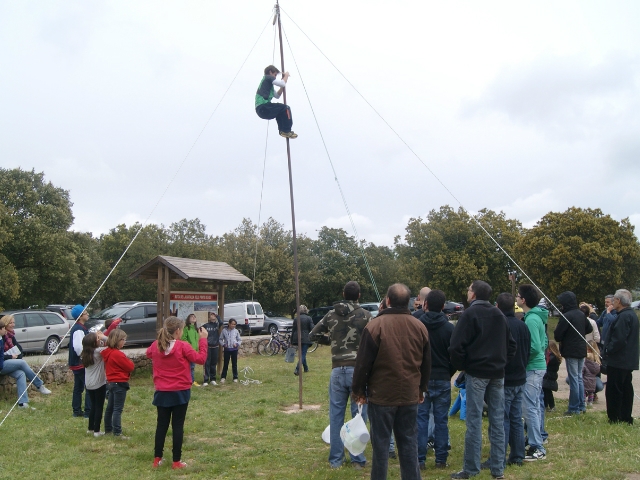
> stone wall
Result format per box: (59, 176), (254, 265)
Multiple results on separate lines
(0, 337), (265, 400)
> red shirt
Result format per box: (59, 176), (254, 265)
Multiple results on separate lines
(146, 338), (208, 391)
(101, 347), (135, 383)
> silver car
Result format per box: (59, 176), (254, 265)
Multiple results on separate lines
(1, 310), (70, 355)
(262, 314), (293, 335)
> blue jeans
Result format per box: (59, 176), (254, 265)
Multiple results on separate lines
(294, 343), (310, 374)
(104, 382), (128, 435)
(523, 370), (545, 453)
(503, 385), (525, 466)
(0, 359), (44, 405)
(329, 366), (367, 467)
(464, 374), (505, 477)
(418, 380), (451, 464)
(369, 402), (421, 480)
(72, 369), (91, 416)
(565, 357), (585, 413)
(190, 362), (195, 382)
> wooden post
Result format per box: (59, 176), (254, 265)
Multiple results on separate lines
(163, 265), (171, 322)
(156, 265), (164, 331)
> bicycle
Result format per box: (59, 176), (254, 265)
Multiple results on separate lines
(257, 330), (291, 356)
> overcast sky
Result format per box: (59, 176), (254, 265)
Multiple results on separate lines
(2, 1), (639, 248)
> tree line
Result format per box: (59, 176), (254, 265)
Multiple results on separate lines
(1, 167), (639, 314)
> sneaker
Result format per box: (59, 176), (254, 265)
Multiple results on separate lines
(211, 381), (217, 386)
(543, 438), (548, 444)
(352, 463), (365, 470)
(450, 471), (473, 479)
(115, 434), (130, 440)
(94, 431), (105, 437)
(507, 460), (523, 466)
(388, 451), (396, 459)
(524, 447), (546, 461)
(480, 460), (490, 470)
(153, 457), (163, 468)
(233, 379), (238, 383)
(220, 378), (226, 384)
(492, 475), (505, 479)
(563, 410), (577, 416)
(279, 130), (298, 139)
(426, 440), (435, 450)
(87, 430), (94, 435)
(37, 385), (52, 394)
(193, 381), (201, 387)
(172, 461), (187, 470)
(202, 382), (208, 387)
(419, 462), (425, 470)
(18, 403), (35, 410)
(435, 463), (449, 468)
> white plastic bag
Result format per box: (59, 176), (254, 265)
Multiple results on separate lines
(340, 405), (370, 456)
(321, 424), (331, 444)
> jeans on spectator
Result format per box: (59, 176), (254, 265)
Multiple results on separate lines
(464, 374), (505, 477)
(329, 366), (367, 467)
(369, 402), (421, 480)
(203, 346), (219, 383)
(523, 370), (545, 453)
(294, 343), (310, 374)
(71, 368), (91, 416)
(155, 403), (189, 461)
(221, 350), (238, 380)
(565, 357), (585, 413)
(605, 366), (634, 424)
(418, 379), (451, 465)
(503, 385), (525, 466)
(87, 385), (107, 433)
(0, 359), (44, 405)
(104, 382), (128, 435)
(539, 389), (548, 442)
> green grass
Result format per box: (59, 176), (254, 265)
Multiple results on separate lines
(1, 347), (639, 479)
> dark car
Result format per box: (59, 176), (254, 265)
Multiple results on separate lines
(46, 304), (75, 326)
(308, 306), (333, 325)
(85, 301), (157, 345)
(443, 301), (464, 318)
(0, 310), (70, 354)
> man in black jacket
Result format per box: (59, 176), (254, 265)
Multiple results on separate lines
(604, 289), (639, 424)
(449, 281), (516, 480)
(416, 289), (454, 470)
(492, 293), (530, 469)
(554, 291), (592, 415)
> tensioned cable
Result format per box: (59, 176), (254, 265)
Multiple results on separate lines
(0, 13), (275, 430)
(280, 8), (607, 361)
(281, 24), (382, 303)
(251, 24), (278, 303)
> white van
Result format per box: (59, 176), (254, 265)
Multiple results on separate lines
(223, 301), (265, 335)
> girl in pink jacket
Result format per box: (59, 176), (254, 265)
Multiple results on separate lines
(146, 316), (208, 470)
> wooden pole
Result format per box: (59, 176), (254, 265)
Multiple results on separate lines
(275, 1), (303, 409)
(217, 283), (225, 378)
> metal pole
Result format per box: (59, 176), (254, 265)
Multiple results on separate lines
(275, 1), (303, 409)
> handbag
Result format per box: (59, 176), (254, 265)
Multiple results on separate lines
(285, 347), (296, 363)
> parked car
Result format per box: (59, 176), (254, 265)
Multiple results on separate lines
(0, 309), (70, 354)
(443, 301), (464, 318)
(222, 301), (265, 335)
(46, 304), (75, 326)
(262, 313), (293, 335)
(308, 306), (333, 325)
(85, 301), (158, 345)
(360, 302), (380, 318)
(631, 300), (640, 310)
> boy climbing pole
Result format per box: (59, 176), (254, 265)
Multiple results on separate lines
(255, 65), (298, 139)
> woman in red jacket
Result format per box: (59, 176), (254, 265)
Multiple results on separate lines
(146, 316), (208, 470)
(101, 329), (135, 438)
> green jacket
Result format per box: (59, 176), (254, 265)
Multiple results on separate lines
(524, 306), (548, 370)
(181, 324), (199, 352)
